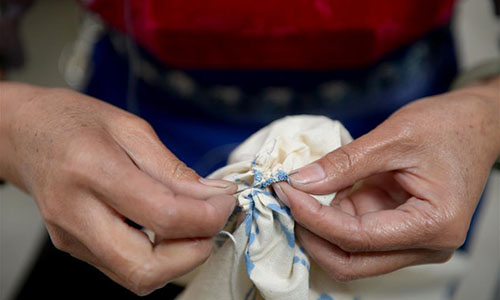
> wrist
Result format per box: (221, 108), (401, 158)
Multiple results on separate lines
(454, 76), (500, 163)
(0, 82), (50, 189)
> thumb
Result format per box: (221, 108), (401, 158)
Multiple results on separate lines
(147, 148), (237, 199)
(289, 124), (413, 195)
(111, 119), (237, 198)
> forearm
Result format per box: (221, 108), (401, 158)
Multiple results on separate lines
(482, 76), (500, 167)
(0, 81), (48, 189)
(455, 76), (500, 159)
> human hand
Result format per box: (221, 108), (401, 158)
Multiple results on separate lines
(0, 83), (237, 295)
(275, 80), (500, 281)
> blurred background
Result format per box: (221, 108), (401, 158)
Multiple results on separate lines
(0, 0), (499, 299)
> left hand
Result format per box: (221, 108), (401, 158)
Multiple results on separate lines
(274, 79), (500, 281)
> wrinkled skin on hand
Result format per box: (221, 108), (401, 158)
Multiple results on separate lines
(275, 79), (500, 281)
(0, 84), (237, 295)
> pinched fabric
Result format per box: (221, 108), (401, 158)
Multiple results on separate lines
(175, 116), (467, 300)
(175, 116), (353, 300)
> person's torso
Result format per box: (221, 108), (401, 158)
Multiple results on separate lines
(83, 0), (455, 69)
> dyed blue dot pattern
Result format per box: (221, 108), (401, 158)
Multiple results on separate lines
(251, 159), (291, 189)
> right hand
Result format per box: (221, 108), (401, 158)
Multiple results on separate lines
(0, 83), (237, 295)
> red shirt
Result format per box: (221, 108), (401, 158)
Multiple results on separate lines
(83, 0), (455, 69)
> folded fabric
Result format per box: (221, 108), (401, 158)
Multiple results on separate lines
(175, 115), (467, 300)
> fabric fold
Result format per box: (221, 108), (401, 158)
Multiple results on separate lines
(174, 115), (467, 300)
(176, 115), (351, 300)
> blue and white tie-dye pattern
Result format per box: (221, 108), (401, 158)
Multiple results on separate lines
(174, 116), (469, 300)
(176, 116), (353, 300)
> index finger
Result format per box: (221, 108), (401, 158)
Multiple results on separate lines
(103, 169), (237, 239)
(276, 182), (444, 252)
(89, 147), (236, 239)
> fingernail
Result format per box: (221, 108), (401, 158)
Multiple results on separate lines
(199, 178), (235, 189)
(273, 183), (290, 207)
(289, 163), (326, 185)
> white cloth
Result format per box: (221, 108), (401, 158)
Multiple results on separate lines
(175, 115), (467, 300)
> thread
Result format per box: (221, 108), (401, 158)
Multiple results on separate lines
(218, 230), (239, 300)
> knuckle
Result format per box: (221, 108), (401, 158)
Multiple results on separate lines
(324, 147), (355, 176)
(126, 264), (164, 296)
(402, 202), (459, 250)
(198, 240), (214, 260)
(372, 120), (421, 165)
(312, 249), (360, 282)
(190, 239), (213, 264)
(335, 220), (368, 252)
(167, 160), (194, 181)
(133, 118), (156, 135)
(430, 207), (468, 250)
(437, 227), (467, 250)
(434, 251), (454, 264)
(338, 239), (365, 253)
(202, 203), (225, 235)
(303, 203), (329, 234)
(47, 228), (71, 252)
(50, 235), (69, 252)
(119, 113), (154, 132)
(441, 229), (467, 249)
(150, 207), (176, 237)
(336, 235), (364, 252)
(392, 128), (421, 157)
(291, 200), (310, 222)
(392, 120), (418, 143)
